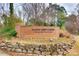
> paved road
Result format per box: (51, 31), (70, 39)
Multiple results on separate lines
(0, 50), (9, 56)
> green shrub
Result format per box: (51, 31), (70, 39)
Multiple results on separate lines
(57, 20), (65, 29)
(28, 18), (53, 26)
(0, 15), (22, 39)
(0, 27), (17, 39)
(50, 23), (54, 26)
(44, 22), (48, 26)
(9, 29), (17, 37)
(3, 15), (22, 28)
(28, 18), (45, 26)
(0, 27), (12, 34)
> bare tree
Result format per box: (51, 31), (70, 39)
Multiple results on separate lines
(65, 14), (78, 34)
(22, 3), (46, 24)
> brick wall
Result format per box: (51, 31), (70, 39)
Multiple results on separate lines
(15, 25), (60, 39)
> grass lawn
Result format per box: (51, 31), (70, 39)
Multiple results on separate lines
(66, 36), (79, 56)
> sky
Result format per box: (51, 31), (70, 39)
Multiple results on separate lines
(58, 3), (77, 15)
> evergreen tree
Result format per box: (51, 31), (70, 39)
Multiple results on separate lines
(9, 3), (14, 16)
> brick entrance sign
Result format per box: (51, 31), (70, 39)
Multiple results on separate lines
(15, 25), (60, 39)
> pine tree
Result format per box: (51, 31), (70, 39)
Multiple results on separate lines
(9, 3), (14, 16)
